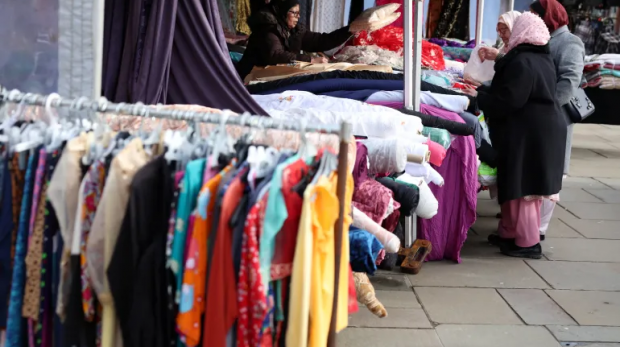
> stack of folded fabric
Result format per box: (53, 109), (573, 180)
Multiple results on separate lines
(583, 54), (620, 89)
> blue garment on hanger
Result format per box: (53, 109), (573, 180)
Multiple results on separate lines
(170, 159), (205, 307)
(0, 155), (13, 327)
(6, 149), (38, 347)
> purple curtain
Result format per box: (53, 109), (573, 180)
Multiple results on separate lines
(102, 0), (267, 115)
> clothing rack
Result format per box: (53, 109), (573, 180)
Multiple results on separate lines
(0, 85), (352, 347)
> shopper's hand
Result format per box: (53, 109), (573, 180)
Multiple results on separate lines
(311, 56), (328, 64)
(478, 47), (499, 62)
(462, 85), (478, 97)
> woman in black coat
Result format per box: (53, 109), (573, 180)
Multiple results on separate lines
(236, 0), (362, 81)
(464, 12), (566, 259)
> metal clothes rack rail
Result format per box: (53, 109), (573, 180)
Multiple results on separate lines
(0, 86), (352, 346)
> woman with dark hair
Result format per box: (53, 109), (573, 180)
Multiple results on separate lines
(462, 12), (567, 259)
(236, 0), (363, 81)
(530, 0), (585, 241)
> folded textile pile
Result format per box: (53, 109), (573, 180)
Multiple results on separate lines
(583, 54), (620, 89)
(350, 26), (446, 71)
(244, 62), (393, 84)
(334, 45), (404, 70)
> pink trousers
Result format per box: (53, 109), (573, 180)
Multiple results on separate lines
(498, 198), (543, 248)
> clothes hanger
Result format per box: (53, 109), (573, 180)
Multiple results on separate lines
(14, 94), (49, 153)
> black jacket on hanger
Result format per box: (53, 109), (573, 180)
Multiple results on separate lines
(107, 156), (174, 347)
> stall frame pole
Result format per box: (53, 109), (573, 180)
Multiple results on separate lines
(403, 0), (424, 247)
(475, 0), (485, 45)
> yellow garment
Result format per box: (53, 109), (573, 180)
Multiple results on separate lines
(308, 175), (339, 347)
(236, 0), (251, 34)
(334, 171), (353, 332)
(86, 138), (150, 347)
(286, 183), (315, 347)
(287, 165), (354, 347)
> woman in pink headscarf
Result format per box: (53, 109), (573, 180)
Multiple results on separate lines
(463, 12), (567, 259)
(478, 10), (522, 61)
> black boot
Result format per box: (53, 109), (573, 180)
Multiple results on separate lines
(487, 234), (515, 247)
(500, 243), (542, 259)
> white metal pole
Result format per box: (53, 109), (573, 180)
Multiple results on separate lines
(404, 0), (423, 111)
(508, 0), (514, 11)
(93, 0), (105, 98)
(403, 0), (424, 247)
(475, 0), (485, 45)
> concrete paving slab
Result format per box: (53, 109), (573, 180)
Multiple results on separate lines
(562, 177), (611, 190)
(591, 148), (620, 159)
(408, 258), (548, 289)
(435, 325), (561, 347)
(572, 148), (606, 160)
(459, 236), (507, 259)
(585, 189), (620, 204)
(597, 178), (620, 190)
(543, 238), (620, 263)
(561, 219), (620, 240)
(338, 328), (443, 347)
(527, 261), (620, 291)
(476, 199), (500, 217)
(546, 290), (620, 326)
(547, 325), (620, 343)
(478, 190), (492, 200)
(369, 272), (412, 291)
(414, 287), (522, 325)
(560, 189), (603, 203)
(374, 290), (421, 309)
(559, 202), (620, 220)
(498, 289), (576, 325)
(470, 217), (497, 237)
(553, 204), (579, 220)
(570, 160), (620, 179)
(546, 218), (585, 238)
(348, 307), (432, 328)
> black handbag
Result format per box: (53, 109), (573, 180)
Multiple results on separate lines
(564, 88), (595, 123)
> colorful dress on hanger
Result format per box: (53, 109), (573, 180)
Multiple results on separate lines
(37, 149), (62, 347)
(6, 149), (39, 347)
(23, 149), (48, 347)
(177, 164), (232, 347)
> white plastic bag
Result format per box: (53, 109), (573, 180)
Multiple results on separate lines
(464, 46), (496, 85)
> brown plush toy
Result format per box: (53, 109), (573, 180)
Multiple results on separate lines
(353, 272), (388, 318)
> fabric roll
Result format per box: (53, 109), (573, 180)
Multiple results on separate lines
(420, 91), (469, 113)
(399, 108), (475, 136)
(352, 207), (400, 253)
(353, 142), (370, 188)
(397, 174), (438, 219)
(352, 180), (394, 224)
(376, 177), (420, 216)
(349, 227), (384, 275)
(404, 162), (444, 186)
(362, 138), (407, 174)
(402, 141), (429, 165)
(426, 140), (447, 167)
(426, 164), (445, 186)
(422, 127), (452, 150)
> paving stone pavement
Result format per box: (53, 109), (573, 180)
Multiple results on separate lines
(340, 125), (620, 346)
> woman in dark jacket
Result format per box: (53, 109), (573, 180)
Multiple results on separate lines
(464, 12), (567, 259)
(236, 0), (360, 81)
